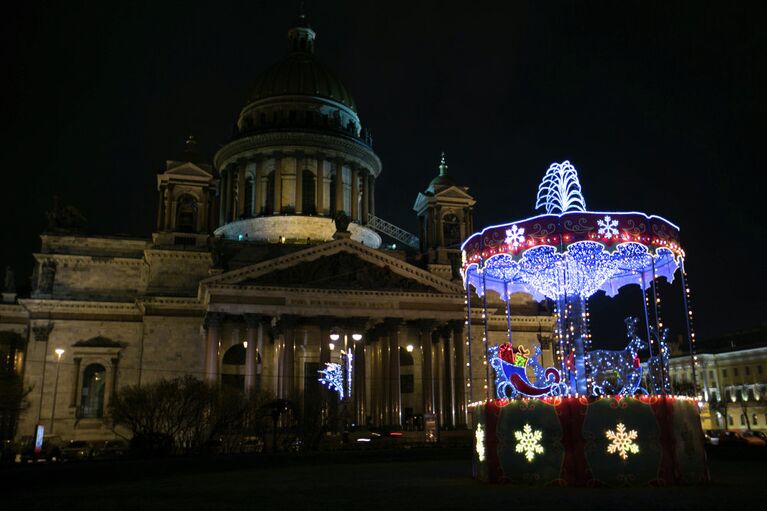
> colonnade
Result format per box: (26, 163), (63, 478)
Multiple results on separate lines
(203, 313), (467, 429)
(218, 153), (375, 226)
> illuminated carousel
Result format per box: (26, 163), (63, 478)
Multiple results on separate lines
(463, 161), (708, 485)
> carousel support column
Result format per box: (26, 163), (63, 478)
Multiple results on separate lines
(244, 314), (261, 392)
(650, 258), (667, 393)
(386, 318), (402, 427)
(418, 321), (435, 416)
(361, 169), (369, 223)
(570, 295), (588, 396)
(441, 326), (454, 428)
(204, 313), (224, 384)
(480, 264), (491, 401)
(640, 271), (657, 393)
(679, 258), (698, 394)
(351, 166), (359, 222)
(450, 320), (467, 428)
(465, 278), (475, 404)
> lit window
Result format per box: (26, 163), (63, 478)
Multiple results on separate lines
(80, 363), (106, 418)
(753, 414), (758, 426)
(740, 414), (746, 426)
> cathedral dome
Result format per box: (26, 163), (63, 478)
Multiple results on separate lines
(246, 53), (357, 112)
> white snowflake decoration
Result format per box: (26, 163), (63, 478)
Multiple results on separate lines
(514, 423), (544, 462)
(475, 424), (486, 462)
(605, 422), (639, 460)
(597, 215), (620, 239)
(505, 224), (526, 249)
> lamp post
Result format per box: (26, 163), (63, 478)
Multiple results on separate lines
(50, 348), (65, 434)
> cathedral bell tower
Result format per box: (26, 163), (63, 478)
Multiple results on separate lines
(413, 153), (476, 280)
(154, 136), (218, 247)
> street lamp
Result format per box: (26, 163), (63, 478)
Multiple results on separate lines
(50, 348), (65, 434)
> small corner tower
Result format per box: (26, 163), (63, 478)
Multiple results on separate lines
(413, 153), (475, 280)
(155, 136), (218, 247)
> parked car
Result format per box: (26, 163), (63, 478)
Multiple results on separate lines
(61, 440), (94, 461)
(93, 439), (128, 460)
(717, 431), (767, 447)
(740, 431), (767, 447)
(18, 435), (63, 463)
(704, 430), (721, 446)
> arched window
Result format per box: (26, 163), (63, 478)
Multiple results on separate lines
(443, 213), (461, 248)
(221, 344), (247, 391)
(176, 195), (198, 233)
(302, 169), (316, 214)
(265, 172), (275, 215)
(80, 364), (106, 418)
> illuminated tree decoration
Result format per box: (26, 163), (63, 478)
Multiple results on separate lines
(597, 215), (619, 239)
(475, 423), (486, 462)
(515, 423), (544, 462)
(535, 160), (587, 214)
(606, 422), (640, 460)
(318, 363), (344, 399)
(504, 224), (525, 249)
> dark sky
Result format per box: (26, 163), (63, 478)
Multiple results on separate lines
(2, 1), (765, 342)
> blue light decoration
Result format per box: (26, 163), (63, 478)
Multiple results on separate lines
(488, 343), (563, 398)
(535, 160), (587, 214)
(318, 363), (344, 399)
(463, 161), (688, 398)
(646, 326), (671, 394)
(318, 348), (354, 399)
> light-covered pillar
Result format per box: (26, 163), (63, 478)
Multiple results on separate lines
(204, 313), (223, 383)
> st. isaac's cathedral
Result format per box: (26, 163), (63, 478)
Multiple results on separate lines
(0, 14), (554, 441)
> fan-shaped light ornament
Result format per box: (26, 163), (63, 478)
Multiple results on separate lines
(535, 160), (587, 214)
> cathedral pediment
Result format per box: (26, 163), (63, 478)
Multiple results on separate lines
(163, 161), (214, 179)
(201, 238), (462, 295)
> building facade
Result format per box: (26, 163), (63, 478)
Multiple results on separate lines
(0, 15), (552, 442)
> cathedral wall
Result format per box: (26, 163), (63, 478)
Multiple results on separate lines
(19, 318), (143, 441)
(144, 251), (212, 297)
(139, 316), (206, 385)
(44, 256), (144, 300)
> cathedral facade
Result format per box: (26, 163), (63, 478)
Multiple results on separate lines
(0, 15), (553, 442)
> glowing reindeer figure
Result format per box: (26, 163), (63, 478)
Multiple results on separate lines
(586, 317), (644, 396)
(647, 326), (671, 394)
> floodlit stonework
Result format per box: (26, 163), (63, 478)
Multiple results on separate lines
(0, 14), (553, 442)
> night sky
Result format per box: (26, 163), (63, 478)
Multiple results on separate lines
(2, 1), (765, 343)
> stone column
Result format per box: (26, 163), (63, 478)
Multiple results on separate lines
(204, 313), (223, 383)
(432, 331), (442, 426)
(441, 326), (454, 428)
(273, 155), (283, 214)
(369, 176), (376, 216)
(450, 321), (467, 428)
(361, 169), (369, 224)
(354, 339), (366, 426)
(334, 159), (345, 215)
(295, 154), (304, 214)
(386, 319), (402, 427)
(254, 161), (263, 216)
(225, 167), (235, 222)
(351, 166), (359, 222)
(218, 176), (226, 226)
(237, 160), (247, 218)
(164, 184), (174, 231)
(157, 186), (166, 231)
(418, 321), (435, 416)
(244, 314), (261, 392)
(316, 157), (326, 215)
(70, 357), (82, 407)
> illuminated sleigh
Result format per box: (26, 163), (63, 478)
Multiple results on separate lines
(489, 344), (563, 398)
